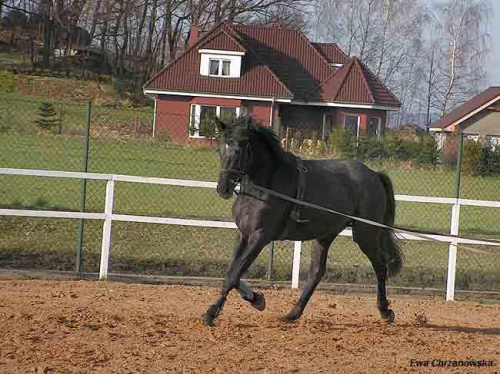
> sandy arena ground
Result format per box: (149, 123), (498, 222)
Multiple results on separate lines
(0, 280), (499, 374)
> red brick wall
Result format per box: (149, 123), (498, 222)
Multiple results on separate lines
(155, 95), (191, 142)
(155, 95), (389, 143)
(244, 101), (272, 127)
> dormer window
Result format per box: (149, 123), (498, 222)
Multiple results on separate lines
(209, 59), (231, 76)
(199, 49), (244, 78)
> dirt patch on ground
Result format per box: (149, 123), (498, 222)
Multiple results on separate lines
(0, 280), (499, 374)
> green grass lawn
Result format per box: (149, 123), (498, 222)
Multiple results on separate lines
(1, 121), (500, 290)
(0, 53), (26, 64)
(0, 92), (153, 135)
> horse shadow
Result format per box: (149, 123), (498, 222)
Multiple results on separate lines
(425, 324), (500, 336)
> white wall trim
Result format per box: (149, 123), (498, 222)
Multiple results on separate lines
(198, 49), (245, 56)
(290, 100), (400, 111)
(144, 89), (399, 110)
(144, 89), (292, 103)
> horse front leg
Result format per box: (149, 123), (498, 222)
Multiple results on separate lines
(230, 231), (267, 311)
(237, 280), (266, 311)
(202, 229), (270, 326)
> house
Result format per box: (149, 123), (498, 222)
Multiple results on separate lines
(143, 23), (401, 143)
(430, 87), (500, 150)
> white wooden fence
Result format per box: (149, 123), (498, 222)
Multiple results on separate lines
(1, 167), (499, 301)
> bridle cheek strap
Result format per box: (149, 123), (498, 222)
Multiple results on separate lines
(220, 142), (252, 185)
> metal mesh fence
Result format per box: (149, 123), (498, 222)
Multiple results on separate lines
(1, 96), (499, 292)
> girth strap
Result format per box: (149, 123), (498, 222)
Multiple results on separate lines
(290, 159), (308, 223)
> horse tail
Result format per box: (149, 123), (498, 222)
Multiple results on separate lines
(378, 172), (404, 278)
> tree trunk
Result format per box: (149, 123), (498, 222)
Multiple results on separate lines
(134, 0), (150, 56)
(145, 0), (157, 56)
(89, 0), (104, 41)
(42, 0), (51, 69)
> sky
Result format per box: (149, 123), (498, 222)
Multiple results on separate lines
(489, 2), (500, 85)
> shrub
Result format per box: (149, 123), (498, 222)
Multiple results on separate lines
(0, 70), (16, 93)
(199, 118), (219, 139)
(382, 134), (420, 161)
(156, 133), (172, 143)
(35, 101), (59, 131)
(328, 128), (357, 159)
(416, 135), (439, 166)
(358, 136), (387, 160)
(462, 140), (483, 175)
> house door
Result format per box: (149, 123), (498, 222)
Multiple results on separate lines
(322, 113), (333, 140)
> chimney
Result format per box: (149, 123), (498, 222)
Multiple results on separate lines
(188, 24), (198, 47)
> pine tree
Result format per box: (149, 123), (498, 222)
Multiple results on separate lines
(35, 101), (58, 131)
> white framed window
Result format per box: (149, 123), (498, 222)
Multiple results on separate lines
(209, 59), (231, 76)
(368, 117), (381, 139)
(189, 104), (242, 138)
(344, 115), (360, 138)
(200, 52), (242, 78)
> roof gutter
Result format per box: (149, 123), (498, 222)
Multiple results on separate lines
(143, 89), (292, 103)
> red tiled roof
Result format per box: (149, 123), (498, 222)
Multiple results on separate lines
(311, 42), (349, 64)
(199, 29), (246, 52)
(145, 23), (400, 107)
(308, 57), (401, 107)
(229, 24), (334, 100)
(430, 87), (500, 130)
(145, 25), (292, 99)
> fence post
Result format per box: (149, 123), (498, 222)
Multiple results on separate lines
(152, 98), (157, 138)
(446, 130), (463, 301)
(266, 117), (282, 281)
(455, 130), (464, 200)
(99, 179), (115, 280)
(267, 242), (274, 281)
(291, 241), (302, 289)
(446, 202), (461, 301)
(75, 101), (91, 273)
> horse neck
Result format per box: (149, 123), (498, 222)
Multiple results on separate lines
(246, 140), (295, 188)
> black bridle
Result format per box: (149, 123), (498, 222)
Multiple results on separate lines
(220, 141), (252, 186)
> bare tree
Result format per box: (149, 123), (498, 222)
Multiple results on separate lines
(429, 0), (491, 116)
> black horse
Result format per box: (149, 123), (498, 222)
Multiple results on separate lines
(202, 117), (403, 326)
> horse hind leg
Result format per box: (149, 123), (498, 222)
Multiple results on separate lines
(283, 234), (336, 322)
(353, 225), (395, 324)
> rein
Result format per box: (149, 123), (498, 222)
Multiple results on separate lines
(218, 132), (500, 253)
(247, 183), (500, 251)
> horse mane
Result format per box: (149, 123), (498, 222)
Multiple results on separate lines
(227, 118), (296, 166)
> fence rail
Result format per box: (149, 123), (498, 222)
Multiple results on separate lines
(1, 167), (499, 300)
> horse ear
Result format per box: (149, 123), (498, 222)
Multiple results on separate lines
(215, 117), (227, 131)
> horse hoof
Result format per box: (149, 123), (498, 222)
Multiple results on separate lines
(201, 313), (215, 327)
(282, 312), (301, 323)
(251, 292), (266, 311)
(381, 309), (395, 324)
